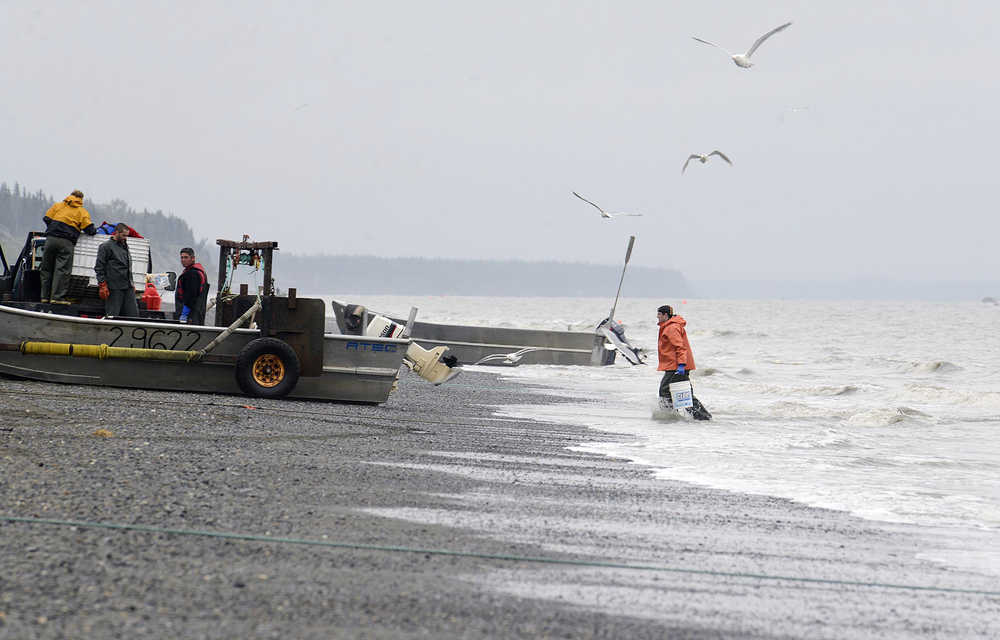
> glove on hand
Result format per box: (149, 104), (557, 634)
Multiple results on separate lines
(676, 363), (686, 375)
(179, 305), (191, 323)
(98, 281), (110, 300)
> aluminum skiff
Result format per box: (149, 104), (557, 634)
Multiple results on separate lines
(0, 304), (408, 404)
(330, 299), (614, 367)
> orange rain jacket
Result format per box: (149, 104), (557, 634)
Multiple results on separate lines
(657, 315), (696, 372)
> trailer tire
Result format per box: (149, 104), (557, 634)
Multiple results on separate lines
(235, 338), (300, 399)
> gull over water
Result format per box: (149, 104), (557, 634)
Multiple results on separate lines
(572, 192), (643, 219)
(692, 22), (792, 68)
(682, 150), (733, 173)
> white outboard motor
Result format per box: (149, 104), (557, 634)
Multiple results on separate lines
(597, 319), (645, 365)
(365, 315), (462, 385)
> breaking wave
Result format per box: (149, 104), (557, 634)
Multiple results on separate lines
(695, 329), (768, 339)
(814, 384), (859, 396)
(846, 406), (932, 427)
(903, 360), (962, 374)
(845, 456), (901, 468)
(786, 432), (855, 450)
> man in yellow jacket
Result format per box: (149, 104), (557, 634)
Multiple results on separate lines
(41, 190), (96, 303)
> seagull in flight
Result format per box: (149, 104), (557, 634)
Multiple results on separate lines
(778, 105), (810, 124)
(572, 192), (643, 219)
(682, 150), (733, 174)
(692, 22), (792, 68)
(473, 347), (546, 366)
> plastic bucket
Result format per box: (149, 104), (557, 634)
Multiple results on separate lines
(669, 379), (693, 409)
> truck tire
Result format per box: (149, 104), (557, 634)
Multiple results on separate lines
(235, 338), (300, 399)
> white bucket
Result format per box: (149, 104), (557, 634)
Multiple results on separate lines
(669, 379), (693, 409)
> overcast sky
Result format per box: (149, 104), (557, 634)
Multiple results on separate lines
(2, 1), (997, 282)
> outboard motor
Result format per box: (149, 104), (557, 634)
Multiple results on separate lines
(365, 314), (462, 385)
(343, 304), (367, 334)
(597, 318), (645, 365)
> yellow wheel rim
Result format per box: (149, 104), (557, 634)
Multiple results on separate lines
(252, 353), (285, 388)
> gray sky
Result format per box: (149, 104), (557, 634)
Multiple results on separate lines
(2, 1), (997, 282)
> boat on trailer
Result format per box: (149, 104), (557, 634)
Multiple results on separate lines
(0, 237), (459, 404)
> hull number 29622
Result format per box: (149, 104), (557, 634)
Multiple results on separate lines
(107, 326), (201, 351)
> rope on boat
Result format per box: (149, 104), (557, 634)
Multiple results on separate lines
(191, 299), (261, 361)
(2, 515), (998, 597)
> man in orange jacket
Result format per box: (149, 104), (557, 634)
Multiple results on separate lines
(657, 304), (711, 420)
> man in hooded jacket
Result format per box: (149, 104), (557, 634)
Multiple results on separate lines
(657, 304), (711, 420)
(40, 190), (96, 303)
(175, 247), (210, 325)
(95, 224), (139, 317)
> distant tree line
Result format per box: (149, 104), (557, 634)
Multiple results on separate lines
(0, 182), (214, 276)
(1, 181), (690, 297)
(276, 254), (692, 297)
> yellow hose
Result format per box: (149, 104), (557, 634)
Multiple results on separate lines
(68, 343), (107, 359)
(20, 342), (72, 356)
(20, 341), (199, 363)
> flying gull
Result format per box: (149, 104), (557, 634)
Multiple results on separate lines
(572, 192), (643, 219)
(692, 22), (792, 68)
(473, 347), (546, 366)
(682, 150), (733, 174)
(778, 105), (810, 124)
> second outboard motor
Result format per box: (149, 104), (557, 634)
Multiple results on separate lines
(343, 304), (367, 334)
(365, 314), (463, 385)
(597, 318), (645, 365)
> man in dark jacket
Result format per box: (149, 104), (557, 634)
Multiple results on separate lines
(41, 190), (96, 303)
(95, 224), (139, 317)
(175, 247), (210, 325)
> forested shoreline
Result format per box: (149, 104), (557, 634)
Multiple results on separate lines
(274, 253), (691, 297)
(1, 182), (691, 297)
(0, 182), (213, 276)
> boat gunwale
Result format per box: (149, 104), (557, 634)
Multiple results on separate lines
(329, 299), (600, 340)
(410, 336), (591, 354)
(0, 303), (410, 345)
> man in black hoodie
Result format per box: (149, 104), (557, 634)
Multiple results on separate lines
(175, 247), (210, 325)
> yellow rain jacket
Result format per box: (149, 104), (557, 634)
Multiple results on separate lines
(43, 194), (96, 242)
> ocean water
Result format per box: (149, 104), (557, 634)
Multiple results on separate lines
(320, 294), (1000, 575)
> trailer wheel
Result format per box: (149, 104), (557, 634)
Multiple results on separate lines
(235, 338), (300, 399)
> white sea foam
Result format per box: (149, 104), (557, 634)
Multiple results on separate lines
(319, 294), (1000, 575)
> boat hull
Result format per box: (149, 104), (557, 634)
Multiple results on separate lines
(0, 304), (408, 404)
(330, 300), (613, 367)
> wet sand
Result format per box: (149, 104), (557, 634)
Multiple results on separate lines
(1, 371), (997, 639)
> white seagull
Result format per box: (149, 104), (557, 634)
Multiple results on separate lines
(682, 150), (733, 174)
(778, 105), (810, 124)
(572, 192), (643, 219)
(692, 22), (792, 68)
(473, 347), (546, 366)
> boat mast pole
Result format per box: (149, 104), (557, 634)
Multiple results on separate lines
(608, 235), (635, 323)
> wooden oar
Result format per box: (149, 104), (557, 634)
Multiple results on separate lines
(608, 235), (635, 323)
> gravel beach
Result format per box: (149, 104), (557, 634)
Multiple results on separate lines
(1, 370), (998, 639)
